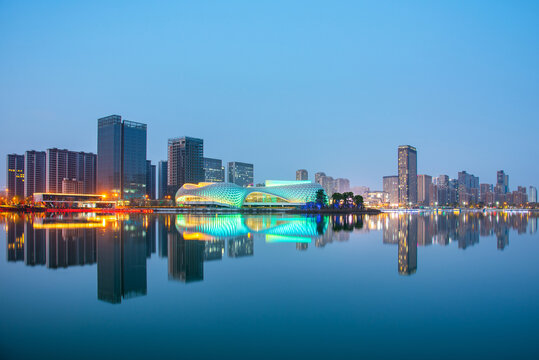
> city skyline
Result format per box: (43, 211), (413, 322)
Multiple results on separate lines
(1, 2), (538, 190)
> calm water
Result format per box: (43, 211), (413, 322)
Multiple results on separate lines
(1, 211), (538, 359)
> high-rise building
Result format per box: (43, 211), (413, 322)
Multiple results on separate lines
(77, 152), (97, 194)
(6, 154), (25, 198)
(496, 170), (509, 194)
(168, 137), (204, 195)
(448, 179), (459, 204)
(398, 145), (417, 205)
(434, 175), (449, 205)
(97, 115), (147, 199)
(24, 150), (46, 198)
(480, 183), (494, 205)
(383, 176), (399, 205)
(296, 169), (308, 181)
(417, 175), (432, 206)
(334, 178), (350, 193)
(228, 161), (254, 187)
(46, 148), (96, 194)
(158, 160), (168, 199)
(457, 171), (480, 205)
(319, 175), (335, 197)
(204, 157), (225, 183)
(314, 172), (326, 184)
(529, 186), (538, 203)
(61, 178), (85, 194)
(146, 160), (156, 200)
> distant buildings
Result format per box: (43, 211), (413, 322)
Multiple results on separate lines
(351, 186), (370, 196)
(46, 148), (96, 194)
(417, 175), (432, 206)
(167, 137), (204, 195)
(496, 170), (509, 194)
(97, 115), (147, 199)
(24, 150), (46, 198)
(146, 161), (156, 200)
(314, 172), (326, 184)
(529, 186), (538, 203)
(6, 154), (24, 198)
(318, 175), (334, 197)
(296, 169), (308, 181)
(204, 157), (225, 183)
(398, 145), (417, 205)
(383, 176), (398, 205)
(334, 178), (350, 193)
(457, 171), (479, 205)
(228, 161), (254, 187)
(480, 183), (494, 205)
(158, 160), (168, 199)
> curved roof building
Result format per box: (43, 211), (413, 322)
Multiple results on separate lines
(175, 180), (325, 208)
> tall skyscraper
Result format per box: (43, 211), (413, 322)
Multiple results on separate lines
(496, 170), (509, 194)
(167, 137), (204, 195)
(97, 115), (147, 199)
(383, 176), (398, 205)
(529, 186), (538, 203)
(46, 148), (96, 194)
(204, 157), (225, 182)
(24, 150), (46, 198)
(398, 145), (417, 205)
(296, 169), (308, 181)
(6, 154), (24, 199)
(158, 160), (168, 199)
(146, 160), (156, 200)
(228, 161), (254, 187)
(417, 175), (432, 205)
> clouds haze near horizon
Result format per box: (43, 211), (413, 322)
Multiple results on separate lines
(1, 0), (538, 190)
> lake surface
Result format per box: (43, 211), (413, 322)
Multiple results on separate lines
(1, 211), (538, 359)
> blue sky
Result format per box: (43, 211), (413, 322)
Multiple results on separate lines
(1, 0), (538, 190)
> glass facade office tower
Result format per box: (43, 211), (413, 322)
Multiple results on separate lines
(228, 162), (254, 187)
(398, 145), (417, 205)
(46, 148), (96, 194)
(24, 150), (46, 198)
(6, 154), (25, 198)
(97, 115), (147, 199)
(383, 175), (398, 205)
(296, 169), (308, 181)
(204, 157), (225, 182)
(146, 161), (156, 200)
(167, 137), (204, 195)
(158, 160), (168, 199)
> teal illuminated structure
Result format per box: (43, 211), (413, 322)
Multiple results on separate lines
(175, 180), (325, 208)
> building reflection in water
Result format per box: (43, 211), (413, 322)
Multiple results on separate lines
(97, 217), (154, 304)
(1, 211), (538, 299)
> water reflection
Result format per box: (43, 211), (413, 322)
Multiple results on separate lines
(1, 211), (538, 304)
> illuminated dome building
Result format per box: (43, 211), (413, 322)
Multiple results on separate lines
(175, 180), (325, 208)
